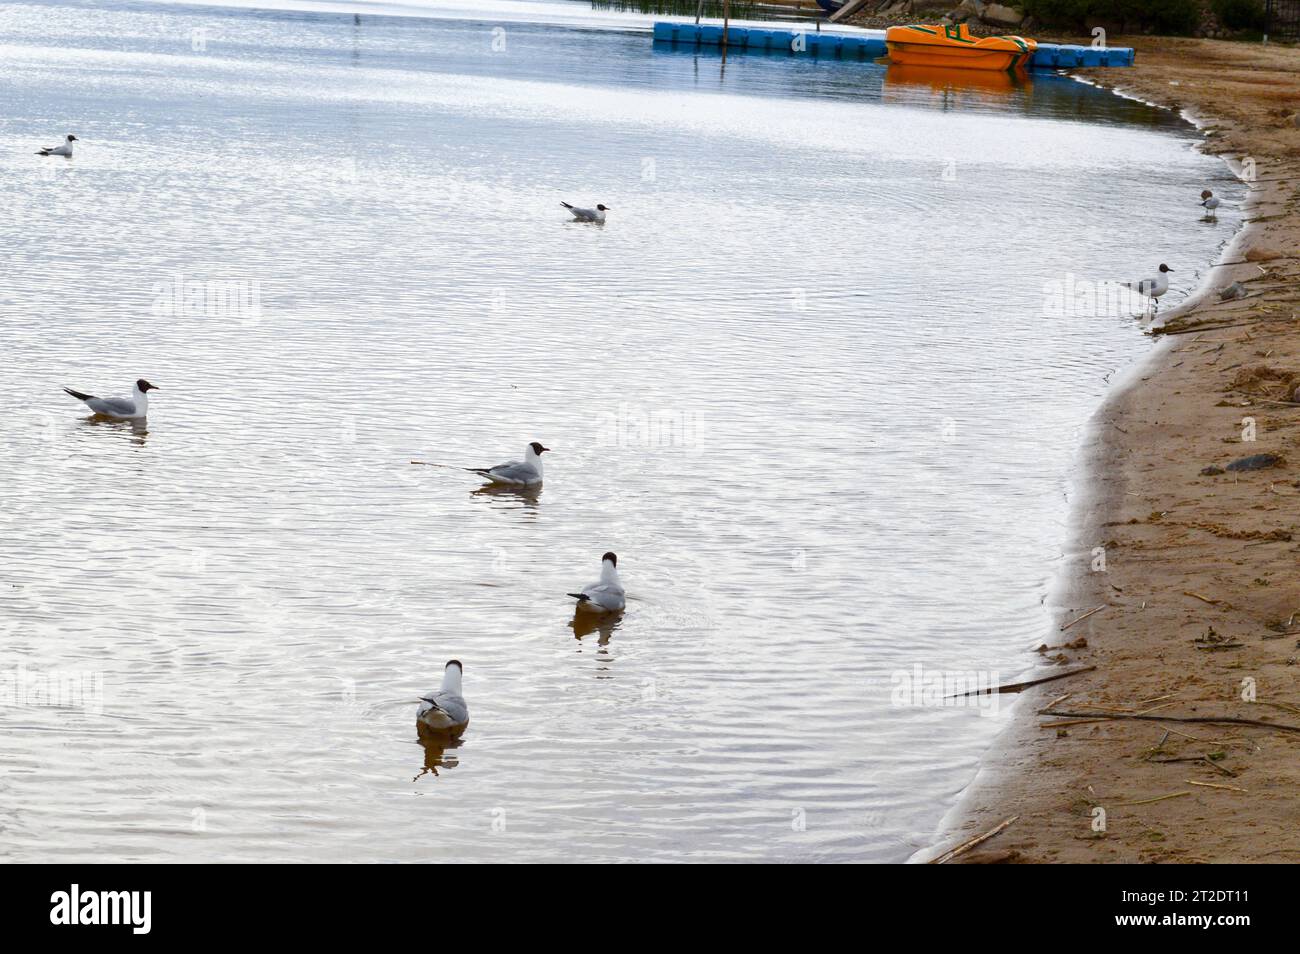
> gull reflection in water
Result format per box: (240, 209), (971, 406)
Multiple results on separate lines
(470, 483), (541, 511)
(570, 609), (623, 646)
(413, 725), (464, 782)
(79, 416), (149, 445)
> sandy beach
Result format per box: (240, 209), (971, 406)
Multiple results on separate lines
(928, 37), (1300, 863)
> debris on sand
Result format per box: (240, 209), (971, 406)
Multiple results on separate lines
(1225, 453), (1284, 472)
(1229, 364), (1300, 403)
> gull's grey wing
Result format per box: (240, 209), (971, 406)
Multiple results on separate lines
(418, 690), (468, 725)
(486, 460), (540, 483)
(86, 396), (138, 416)
(581, 581), (626, 611)
(437, 693), (468, 725)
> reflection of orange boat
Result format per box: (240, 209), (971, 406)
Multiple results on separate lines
(885, 23), (1036, 72)
(884, 63), (1029, 95)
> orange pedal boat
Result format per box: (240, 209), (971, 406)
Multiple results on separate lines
(885, 23), (1036, 72)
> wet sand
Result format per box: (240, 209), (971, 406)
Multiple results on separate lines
(928, 38), (1300, 863)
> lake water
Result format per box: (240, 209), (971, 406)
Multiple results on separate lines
(0, 0), (1239, 862)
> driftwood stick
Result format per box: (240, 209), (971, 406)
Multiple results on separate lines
(1139, 693), (1177, 705)
(929, 816), (1018, 864)
(1042, 691), (1073, 711)
(1135, 702), (1178, 716)
(1061, 605), (1106, 631)
(1120, 791), (1191, 807)
(1072, 702), (1136, 713)
(1186, 779), (1248, 793)
(1041, 709), (1300, 735)
(949, 666), (1096, 699)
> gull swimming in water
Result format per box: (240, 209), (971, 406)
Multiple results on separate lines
(63, 379), (159, 419)
(37, 135), (78, 157)
(467, 441), (549, 487)
(561, 202), (609, 224)
(416, 660), (469, 734)
(1200, 190), (1220, 219)
(1123, 264), (1172, 316)
(567, 552), (626, 613)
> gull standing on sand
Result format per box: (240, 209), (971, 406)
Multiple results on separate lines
(1123, 264), (1172, 316)
(567, 552), (626, 613)
(467, 441), (549, 487)
(1200, 190), (1221, 219)
(37, 134), (78, 157)
(416, 660), (469, 734)
(561, 202), (609, 224)
(63, 379), (159, 419)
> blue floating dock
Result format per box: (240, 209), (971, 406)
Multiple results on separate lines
(1027, 43), (1136, 68)
(651, 23), (1135, 69)
(653, 21), (887, 59)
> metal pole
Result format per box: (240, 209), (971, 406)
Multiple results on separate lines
(722, 0), (730, 62)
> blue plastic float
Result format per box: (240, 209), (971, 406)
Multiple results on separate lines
(650, 23), (1136, 69)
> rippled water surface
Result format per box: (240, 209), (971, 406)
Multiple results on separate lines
(0, 0), (1241, 862)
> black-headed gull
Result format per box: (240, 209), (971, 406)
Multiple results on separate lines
(37, 134), (78, 157)
(567, 552), (626, 613)
(467, 441), (549, 487)
(416, 660), (469, 734)
(561, 202), (609, 224)
(63, 379), (159, 419)
(1200, 190), (1220, 218)
(1123, 264), (1172, 316)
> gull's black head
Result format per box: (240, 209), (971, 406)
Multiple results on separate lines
(530, 442), (550, 455)
(136, 379), (158, 392)
(67, 135), (78, 142)
(596, 204), (608, 211)
(1200, 189), (1213, 199)
(602, 552), (617, 566)
(1158, 264), (1172, 273)
(445, 659), (462, 672)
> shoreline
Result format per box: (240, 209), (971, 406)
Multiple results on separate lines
(924, 37), (1300, 863)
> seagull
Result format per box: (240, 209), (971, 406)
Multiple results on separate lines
(567, 552), (626, 613)
(416, 660), (469, 734)
(37, 134), (78, 157)
(467, 441), (549, 487)
(1200, 189), (1220, 218)
(63, 379), (159, 419)
(1123, 264), (1172, 316)
(561, 202), (609, 224)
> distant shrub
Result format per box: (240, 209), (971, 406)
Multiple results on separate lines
(1139, 0), (1203, 33)
(1022, 0), (1201, 34)
(1210, 0), (1267, 30)
(1019, 0), (1088, 29)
